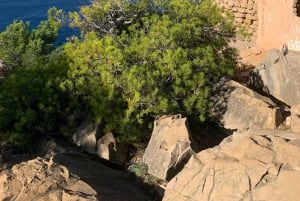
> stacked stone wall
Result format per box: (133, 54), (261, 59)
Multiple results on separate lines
(293, 0), (300, 16)
(214, 0), (258, 32)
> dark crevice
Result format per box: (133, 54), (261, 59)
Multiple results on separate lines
(254, 170), (269, 188)
(249, 137), (273, 151)
(201, 178), (206, 193)
(247, 175), (254, 201)
(277, 163), (283, 176)
(260, 135), (272, 143)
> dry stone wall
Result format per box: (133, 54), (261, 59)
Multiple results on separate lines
(215, 0), (258, 32)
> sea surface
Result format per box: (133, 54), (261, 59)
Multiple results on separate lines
(0, 0), (90, 44)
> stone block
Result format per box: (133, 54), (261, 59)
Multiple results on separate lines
(234, 12), (246, 18)
(212, 80), (283, 131)
(238, 8), (246, 13)
(235, 17), (245, 23)
(143, 115), (193, 181)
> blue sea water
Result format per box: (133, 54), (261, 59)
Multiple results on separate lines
(0, 0), (90, 44)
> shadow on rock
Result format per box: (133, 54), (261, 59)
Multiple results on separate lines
(0, 141), (35, 172)
(53, 151), (155, 201)
(187, 78), (237, 153)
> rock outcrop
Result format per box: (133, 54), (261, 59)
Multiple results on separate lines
(0, 157), (97, 201)
(143, 115), (193, 181)
(0, 151), (153, 201)
(163, 129), (300, 201)
(212, 80), (282, 130)
(249, 50), (300, 106)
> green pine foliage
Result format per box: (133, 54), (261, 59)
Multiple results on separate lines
(0, 0), (237, 145)
(0, 8), (61, 69)
(62, 0), (237, 139)
(0, 53), (84, 145)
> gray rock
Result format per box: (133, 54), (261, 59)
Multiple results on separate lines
(212, 80), (282, 130)
(163, 129), (300, 201)
(96, 132), (130, 162)
(72, 122), (97, 154)
(248, 49), (300, 106)
(96, 132), (116, 160)
(143, 115), (193, 181)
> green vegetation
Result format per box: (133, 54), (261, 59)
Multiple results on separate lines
(0, 0), (237, 147)
(0, 8), (61, 69)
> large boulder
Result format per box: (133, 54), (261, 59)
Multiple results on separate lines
(163, 129), (300, 201)
(248, 49), (300, 106)
(72, 122), (97, 154)
(143, 115), (193, 181)
(212, 80), (282, 130)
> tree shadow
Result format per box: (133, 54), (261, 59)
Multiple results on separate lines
(247, 67), (290, 126)
(50, 138), (159, 201)
(0, 141), (35, 172)
(187, 78), (237, 153)
(247, 69), (270, 96)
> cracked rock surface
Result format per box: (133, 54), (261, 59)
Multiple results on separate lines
(0, 157), (97, 201)
(0, 152), (151, 201)
(163, 130), (300, 201)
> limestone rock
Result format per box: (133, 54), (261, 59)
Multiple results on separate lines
(163, 130), (300, 201)
(72, 122), (97, 153)
(212, 80), (282, 130)
(249, 50), (300, 106)
(143, 115), (193, 181)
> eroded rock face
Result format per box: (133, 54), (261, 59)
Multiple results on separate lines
(249, 50), (300, 106)
(163, 130), (300, 201)
(212, 80), (282, 130)
(0, 157), (97, 201)
(143, 115), (193, 181)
